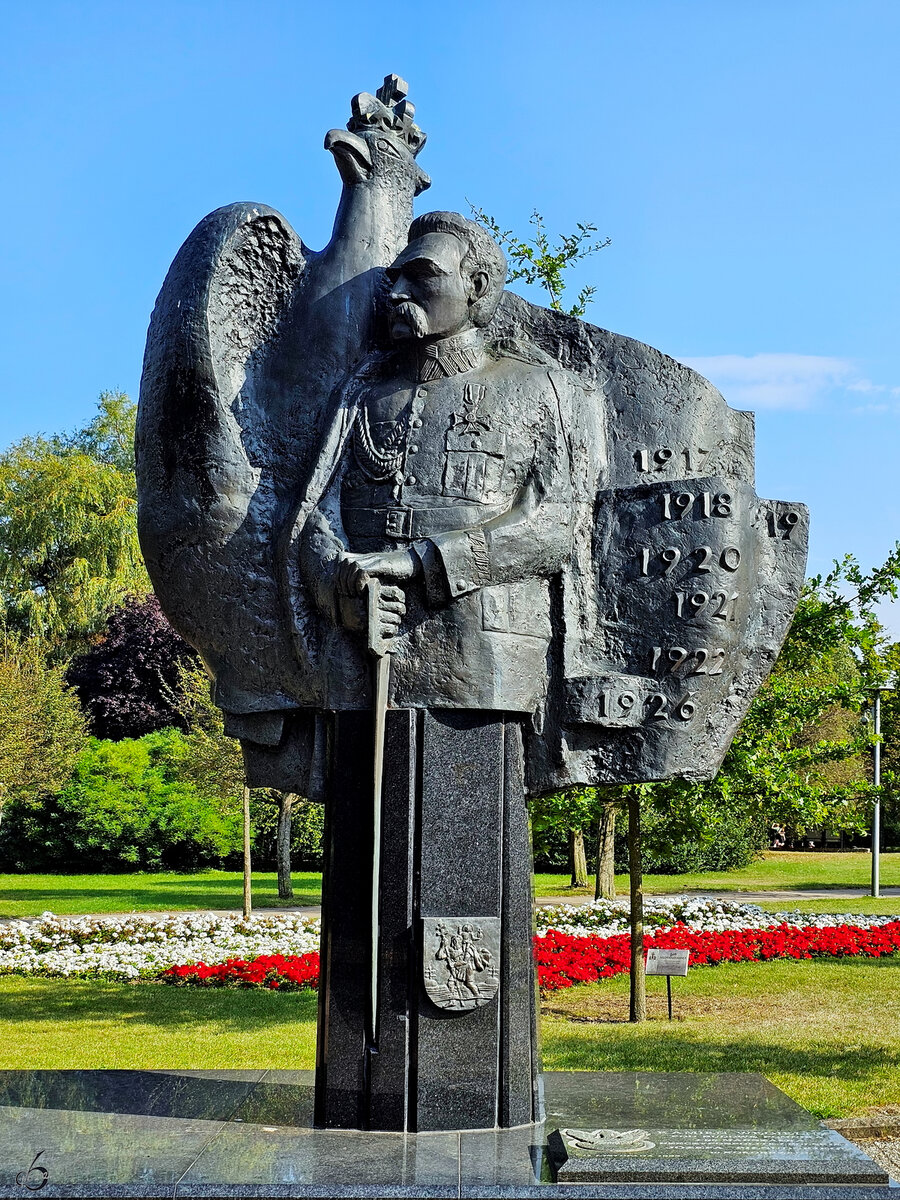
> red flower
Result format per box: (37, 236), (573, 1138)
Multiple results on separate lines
(159, 921), (900, 994)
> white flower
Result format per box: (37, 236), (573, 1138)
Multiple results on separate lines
(534, 895), (899, 939)
(0, 912), (322, 981)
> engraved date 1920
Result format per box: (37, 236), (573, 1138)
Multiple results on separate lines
(651, 646), (726, 675)
(638, 545), (742, 576)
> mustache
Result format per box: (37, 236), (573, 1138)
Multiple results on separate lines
(390, 301), (428, 337)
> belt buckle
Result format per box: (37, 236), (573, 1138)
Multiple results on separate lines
(384, 507), (413, 540)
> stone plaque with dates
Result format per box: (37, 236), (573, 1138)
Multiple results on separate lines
(137, 75), (807, 1135)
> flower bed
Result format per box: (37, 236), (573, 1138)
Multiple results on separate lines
(534, 896), (900, 937)
(162, 953), (319, 990)
(3, 899), (899, 993)
(0, 912), (320, 981)
(535, 921), (900, 991)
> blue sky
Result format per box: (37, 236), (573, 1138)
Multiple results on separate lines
(1, 0), (898, 628)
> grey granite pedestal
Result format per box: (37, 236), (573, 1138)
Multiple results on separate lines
(0, 1069), (892, 1199)
(317, 710), (538, 1132)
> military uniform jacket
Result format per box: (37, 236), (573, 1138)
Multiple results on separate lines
(298, 331), (574, 713)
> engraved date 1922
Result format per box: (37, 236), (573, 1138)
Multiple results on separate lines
(651, 646), (726, 675)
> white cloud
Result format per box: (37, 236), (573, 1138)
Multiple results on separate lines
(677, 353), (856, 410)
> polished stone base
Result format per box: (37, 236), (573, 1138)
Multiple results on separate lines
(0, 1069), (891, 1198)
(318, 710), (538, 1131)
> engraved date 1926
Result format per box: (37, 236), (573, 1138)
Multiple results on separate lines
(597, 689), (696, 723)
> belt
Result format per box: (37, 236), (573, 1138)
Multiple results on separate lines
(343, 503), (505, 541)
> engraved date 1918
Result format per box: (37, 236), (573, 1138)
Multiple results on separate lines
(651, 646), (726, 675)
(661, 491), (732, 520)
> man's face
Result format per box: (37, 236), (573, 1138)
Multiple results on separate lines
(385, 232), (473, 342)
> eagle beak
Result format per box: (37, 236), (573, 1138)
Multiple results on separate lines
(325, 128), (373, 184)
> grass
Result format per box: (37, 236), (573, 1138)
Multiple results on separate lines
(542, 956), (900, 1118)
(0, 976), (318, 1068)
(3, 852), (900, 920)
(534, 851), (900, 898)
(0, 871), (323, 919)
(755, 898), (900, 916)
(1, 957), (897, 1117)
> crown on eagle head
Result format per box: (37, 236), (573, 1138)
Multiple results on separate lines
(348, 74), (427, 156)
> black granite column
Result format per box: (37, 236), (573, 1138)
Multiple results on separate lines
(314, 709), (538, 1132)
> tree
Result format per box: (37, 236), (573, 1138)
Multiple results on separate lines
(0, 636), (86, 829)
(59, 390), (137, 476)
(0, 393), (147, 652)
(66, 594), (198, 740)
(531, 786), (614, 891)
(174, 667), (309, 902)
(0, 730), (243, 871)
(470, 206), (610, 317)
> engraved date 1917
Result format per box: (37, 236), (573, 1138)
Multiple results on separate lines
(635, 446), (710, 473)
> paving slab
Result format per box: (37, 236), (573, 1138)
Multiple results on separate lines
(0, 1069), (893, 1199)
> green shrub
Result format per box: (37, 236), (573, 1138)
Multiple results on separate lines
(0, 731), (243, 871)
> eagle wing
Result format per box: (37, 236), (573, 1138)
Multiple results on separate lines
(136, 202), (314, 715)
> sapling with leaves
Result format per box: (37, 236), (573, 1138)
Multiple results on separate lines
(470, 205), (610, 318)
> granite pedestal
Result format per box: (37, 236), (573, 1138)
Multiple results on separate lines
(0, 1069), (892, 1199)
(317, 710), (538, 1132)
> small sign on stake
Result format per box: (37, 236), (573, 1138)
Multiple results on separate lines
(645, 947), (690, 1020)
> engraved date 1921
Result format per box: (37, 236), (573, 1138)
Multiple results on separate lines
(674, 590), (740, 621)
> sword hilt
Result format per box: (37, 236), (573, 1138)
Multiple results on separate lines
(365, 575), (391, 658)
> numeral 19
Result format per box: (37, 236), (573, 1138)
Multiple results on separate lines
(766, 510), (801, 539)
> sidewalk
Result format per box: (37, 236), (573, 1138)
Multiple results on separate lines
(5, 888), (900, 923)
(534, 887), (900, 906)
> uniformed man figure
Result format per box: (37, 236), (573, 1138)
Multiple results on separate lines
(294, 211), (574, 1132)
(300, 210), (574, 715)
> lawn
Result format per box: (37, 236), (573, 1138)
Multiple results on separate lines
(0, 871), (323, 919)
(534, 851), (900, 898)
(1, 956), (897, 1117)
(4, 852), (900, 920)
(541, 956), (900, 1118)
(0, 976), (319, 1068)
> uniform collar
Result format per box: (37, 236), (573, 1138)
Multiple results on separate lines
(417, 327), (483, 382)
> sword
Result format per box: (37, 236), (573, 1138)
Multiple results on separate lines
(364, 575), (392, 1059)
